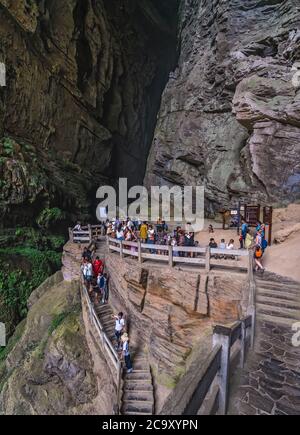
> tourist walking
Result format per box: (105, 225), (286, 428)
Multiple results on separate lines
(121, 333), (133, 374)
(241, 219), (248, 249)
(113, 312), (126, 350)
(140, 222), (148, 243)
(102, 273), (109, 304)
(254, 245), (265, 272)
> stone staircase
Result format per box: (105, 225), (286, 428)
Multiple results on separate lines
(256, 275), (300, 327)
(121, 353), (154, 415)
(230, 272), (300, 415)
(63, 237), (155, 415)
(94, 303), (116, 344)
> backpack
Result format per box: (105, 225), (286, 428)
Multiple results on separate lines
(262, 239), (268, 250)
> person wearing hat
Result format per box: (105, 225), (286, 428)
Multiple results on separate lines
(121, 333), (133, 374)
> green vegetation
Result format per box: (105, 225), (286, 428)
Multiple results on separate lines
(0, 227), (65, 338)
(0, 247), (61, 327)
(36, 207), (66, 229)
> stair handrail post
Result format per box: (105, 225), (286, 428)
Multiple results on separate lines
(138, 240), (143, 264)
(247, 250), (254, 285)
(168, 245), (173, 268)
(120, 240), (123, 259)
(205, 247), (211, 273)
(240, 319), (246, 369)
(212, 325), (231, 415)
(69, 227), (74, 243)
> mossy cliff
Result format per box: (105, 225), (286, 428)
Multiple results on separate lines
(0, 272), (111, 415)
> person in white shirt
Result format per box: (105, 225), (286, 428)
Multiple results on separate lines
(113, 312), (125, 350)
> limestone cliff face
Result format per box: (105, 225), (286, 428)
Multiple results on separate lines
(0, 0), (178, 225)
(105, 254), (248, 388)
(145, 0), (300, 213)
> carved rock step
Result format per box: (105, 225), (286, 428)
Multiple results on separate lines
(123, 380), (153, 391)
(123, 390), (154, 402)
(256, 281), (300, 294)
(256, 295), (300, 310)
(125, 371), (152, 382)
(257, 314), (298, 328)
(257, 288), (300, 302)
(121, 401), (153, 415)
(257, 303), (300, 321)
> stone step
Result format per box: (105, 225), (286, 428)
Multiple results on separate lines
(256, 295), (300, 310)
(124, 380), (153, 391)
(130, 362), (149, 371)
(258, 313), (298, 328)
(122, 411), (153, 416)
(257, 303), (300, 321)
(257, 281), (300, 293)
(125, 372), (152, 381)
(257, 288), (300, 302)
(99, 313), (114, 323)
(122, 401), (153, 415)
(123, 390), (154, 402)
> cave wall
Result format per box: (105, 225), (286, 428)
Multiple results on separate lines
(0, 0), (179, 225)
(144, 0), (300, 213)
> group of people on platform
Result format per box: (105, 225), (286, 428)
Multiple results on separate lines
(80, 247), (133, 374)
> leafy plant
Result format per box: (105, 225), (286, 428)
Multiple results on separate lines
(36, 208), (66, 229)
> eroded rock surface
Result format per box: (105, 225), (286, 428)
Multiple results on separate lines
(145, 0), (300, 212)
(0, 273), (113, 415)
(0, 0), (178, 224)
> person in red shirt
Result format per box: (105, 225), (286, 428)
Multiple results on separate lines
(93, 256), (104, 276)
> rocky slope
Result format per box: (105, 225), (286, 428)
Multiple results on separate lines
(0, 271), (114, 415)
(145, 0), (300, 213)
(0, 0), (179, 225)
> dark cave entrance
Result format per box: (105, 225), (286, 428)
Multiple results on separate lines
(101, 0), (180, 189)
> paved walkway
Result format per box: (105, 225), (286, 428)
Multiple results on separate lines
(229, 272), (300, 415)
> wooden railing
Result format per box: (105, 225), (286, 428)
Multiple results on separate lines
(160, 315), (254, 415)
(80, 280), (122, 414)
(107, 237), (251, 275)
(69, 225), (103, 243)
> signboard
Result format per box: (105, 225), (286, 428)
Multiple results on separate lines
(263, 206), (273, 225)
(245, 205), (261, 226)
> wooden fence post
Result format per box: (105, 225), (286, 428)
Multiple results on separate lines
(69, 227), (74, 243)
(247, 251), (253, 283)
(212, 326), (231, 415)
(205, 247), (211, 273)
(88, 224), (92, 242)
(138, 240), (143, 264)
(168, 245), (173, 268)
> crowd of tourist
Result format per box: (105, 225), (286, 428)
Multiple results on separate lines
(77, 214), (269, 375)
(80, 246), (133, 373)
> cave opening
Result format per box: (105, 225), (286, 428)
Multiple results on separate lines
(101, 0), (180, 189)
